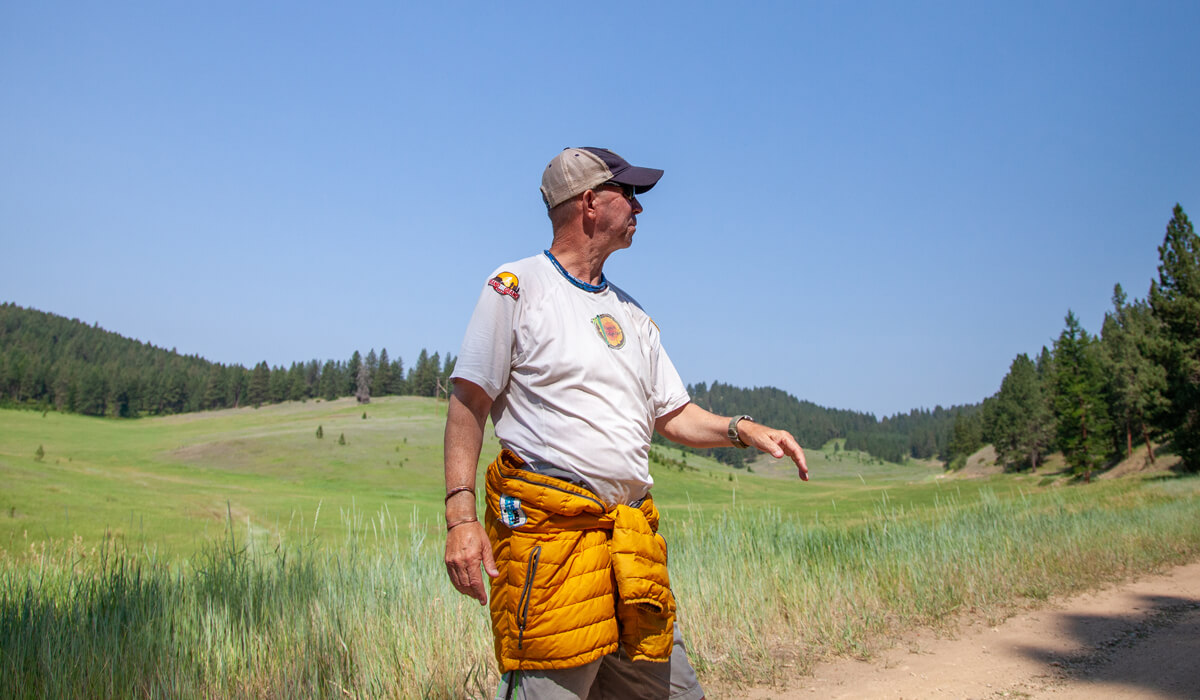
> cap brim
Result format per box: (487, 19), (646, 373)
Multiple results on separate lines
(610, 165), (664, 195)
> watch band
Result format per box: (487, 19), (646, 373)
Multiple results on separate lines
(728, 415), (753, 448)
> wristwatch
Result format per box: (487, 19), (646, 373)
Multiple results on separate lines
(728, 415), (753, 448)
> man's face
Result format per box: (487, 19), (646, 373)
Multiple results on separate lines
(593, 183), (643, 251)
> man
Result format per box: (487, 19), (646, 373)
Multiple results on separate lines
(443, 147), (808, 700)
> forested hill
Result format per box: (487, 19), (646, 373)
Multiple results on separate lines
(3, 302), (971, 465)
(683, 381), (977, 467)
(0, 303), (455, 417)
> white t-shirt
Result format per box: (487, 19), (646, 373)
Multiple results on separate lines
(452, 252), (690, 506)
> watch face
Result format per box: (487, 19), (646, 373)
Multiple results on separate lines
(729, 415), (750, 447)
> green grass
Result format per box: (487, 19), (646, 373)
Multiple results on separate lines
(2, 399), (960, 554)
(3, 401), (1200, 698)
(667, 477), (1200, 690)
(0, 398), (493, 553)
(2, 506), (496, 699)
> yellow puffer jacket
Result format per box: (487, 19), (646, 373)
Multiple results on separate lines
(485, 450), (676, 672)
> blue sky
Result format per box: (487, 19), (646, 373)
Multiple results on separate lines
(2, 2), (1197, 418)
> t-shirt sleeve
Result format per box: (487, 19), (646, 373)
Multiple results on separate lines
(451, 269), (520, 400)
(650, 326), (690, 418)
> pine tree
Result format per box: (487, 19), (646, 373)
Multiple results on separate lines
(346, 351), (363, 396)
(1051, 311), (1113, 479)
(202, 364), (227, 409)
(1099, 284), (1167, 462)
(373, 348), (392, 397)
(227, 365), (249, 408)
(76, 366), (106, 416)
(390, 357), (406, 394)
(946, 411), (984, 467)
(268, 365), (289, 404)
(365, 349), (379, 390)
(1148, 204), (1200, 470)
(248, 361), (270, 408)
(287, 362), (308, 401)
(305, 360), (321, 396)
(319, 360), (339, 401)
(409, 349), (437, 397)
(990, 354), (1053, 469)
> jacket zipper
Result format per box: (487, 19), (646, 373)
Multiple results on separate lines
(516, 545), (541, 650)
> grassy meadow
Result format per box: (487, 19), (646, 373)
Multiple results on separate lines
(3, 399), (1200, 698)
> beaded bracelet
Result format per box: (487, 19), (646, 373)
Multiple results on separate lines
(444, 485), (475, 503)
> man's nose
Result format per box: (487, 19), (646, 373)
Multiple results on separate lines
(631, 196), (643, 214)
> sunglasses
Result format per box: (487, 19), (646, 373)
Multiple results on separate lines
(597, 181), (637, 201)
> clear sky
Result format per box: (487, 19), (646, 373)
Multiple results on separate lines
(2, 2), (1197, 418)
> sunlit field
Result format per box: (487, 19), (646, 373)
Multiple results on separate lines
(3, 400), (1199, 698)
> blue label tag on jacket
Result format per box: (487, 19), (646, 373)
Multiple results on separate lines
(499, 495), (528, 528)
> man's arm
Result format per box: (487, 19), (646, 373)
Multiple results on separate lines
(443, 379), (499, 605)
(654, 402), (809, 480)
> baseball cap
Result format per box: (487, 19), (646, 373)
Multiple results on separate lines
(540, 147), (664, 209)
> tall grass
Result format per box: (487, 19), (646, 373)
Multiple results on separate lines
(0, 505), (495, 699)
(668, 476), (1200, 689)
(3, 478), (1199, 698)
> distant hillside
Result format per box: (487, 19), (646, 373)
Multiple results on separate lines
(683, 381), (978, 467)
(0, 303), (221, 416)
(2, 303), (975, 465)
(0, 303), (451, 417)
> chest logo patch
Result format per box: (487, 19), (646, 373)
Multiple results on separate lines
(592, 314), (626, 349)
(488, 272), (520, 300)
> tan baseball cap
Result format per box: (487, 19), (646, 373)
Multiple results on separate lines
(539, 147), (664, 209)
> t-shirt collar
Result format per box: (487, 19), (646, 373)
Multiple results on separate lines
(544, 250), (608, 293)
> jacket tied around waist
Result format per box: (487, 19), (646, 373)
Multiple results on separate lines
(484, 449), (676, 672)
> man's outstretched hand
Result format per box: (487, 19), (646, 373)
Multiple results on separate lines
(738, 421), (809, 481)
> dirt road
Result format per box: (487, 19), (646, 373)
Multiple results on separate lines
(743, 561), (1200, 699)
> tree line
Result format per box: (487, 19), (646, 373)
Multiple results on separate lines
(0, 303), (456, 416)
(1, 302), (974, 466)
(679, 382), (974, 467)
(945, 205), (1199, 475)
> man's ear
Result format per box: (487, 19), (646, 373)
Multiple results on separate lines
(581, 189), (599, 219)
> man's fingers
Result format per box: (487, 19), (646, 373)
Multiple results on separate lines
(446, 560), (489, 604)
(466, 568), (488, 605)
(779, 434), (809, 481)
(754, 428), (809, 481)
(482, 540), (500, 579)
(445, 523), (492, 605)
(768, 434), (785, 458)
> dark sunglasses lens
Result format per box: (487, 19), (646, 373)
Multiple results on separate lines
(601, 181), (635, 200)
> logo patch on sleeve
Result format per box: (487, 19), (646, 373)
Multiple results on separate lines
(499, 495), (528, 528)
(591, 314), (626, 349)
(488, 272), (520, 300)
